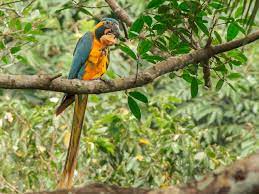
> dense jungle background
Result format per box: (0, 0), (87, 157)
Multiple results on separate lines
(0, 0), (258, 193)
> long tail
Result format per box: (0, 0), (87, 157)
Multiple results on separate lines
(58, 94), (88, 189)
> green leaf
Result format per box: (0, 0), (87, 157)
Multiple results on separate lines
(227, 73), (242, 79)
(10, 46), (21, 54)
(235, 6), (243, 18)
(214, 64), (228, 73)
(143, 15), (152, 26)
(55, 4), (72, 13)
(79, 8), (93, 16)
(182, 73), (193, 83)
(26, 36), (37, 42)
(158, 5), (170, 13)
(229, 60), (242, 66)
(216, 79), (224, 91)
(227, 22), (240, 41)
(214, 31), (222, 43)
(206, 147), (216, 158)
(126, 157), (138, 172)
(171, 0), (178, 8)
(106, 70), (117, 79)
(152, 23), (166, 34)
(191, 77), (198, 97)
(129, 91), (148, 104)
(169, 72), (177, 79)
(128, 96), (141, 120)
(95, 138), (114, 155)
(175, 42), (191, 54)
(119, 44), (137, 60)
(137, 40), (152, 55)
(129, 17), (144, 38)
(16, 55), (28, 64)
(179, 2), (190, 12)
(0, 41), (5, 49)
(169, 34), (180, 50)
(16, 20), (22, 30)
(147, 0), (166, 9)
(0, 10), (4, 16)
(195, 20), (209, 36)
(228, 50), (247, 64)
(1, 56), (9, 64)
(209, 2), (224, 9)
(227, 82), (237, 92)
(24, 23), (32, 33)
(141, 54), (164, 63)
(12, 19), (22, 30)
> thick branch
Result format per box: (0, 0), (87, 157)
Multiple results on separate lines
(0, 31), (258, 94)
(150, 152), (259, 194)
(105, 0), (132, 26)
(29, 152), (259, 194)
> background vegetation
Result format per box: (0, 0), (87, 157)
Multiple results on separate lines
(0, 0), (258, 193)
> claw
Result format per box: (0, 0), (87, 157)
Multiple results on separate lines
(91, 77), (109, 83)
(99, 77), (107, 83)
(96, 77), (113, 86)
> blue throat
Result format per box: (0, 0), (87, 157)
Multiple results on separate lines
(95, 26), (105, 40)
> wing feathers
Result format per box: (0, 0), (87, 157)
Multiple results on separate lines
(68, 32), (93, 79)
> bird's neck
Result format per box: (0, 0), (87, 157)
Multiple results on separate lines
(93, 35), (109, 50)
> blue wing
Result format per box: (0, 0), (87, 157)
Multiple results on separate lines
(68, 32), (93, 79)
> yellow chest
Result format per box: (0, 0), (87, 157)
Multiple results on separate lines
(83, 38), (109, 80)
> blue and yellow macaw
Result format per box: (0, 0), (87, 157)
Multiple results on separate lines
(56, 18), (120, 189)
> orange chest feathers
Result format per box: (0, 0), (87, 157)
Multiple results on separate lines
(83, 38), (109, 80)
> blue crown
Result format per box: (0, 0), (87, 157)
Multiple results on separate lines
(101, 18), (119, 25)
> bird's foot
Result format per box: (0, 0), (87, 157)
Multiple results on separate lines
(92, 77), (110, 84)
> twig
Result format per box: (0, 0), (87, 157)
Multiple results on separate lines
(202, 11), (218, 89)
(22, 0), (36, 12)
(48, 73), (62, 82)
(135, 57), (140, 83)
(0, 175), (23, 194)
(0, 0), (27, 7)
(121, 21), (129, 40)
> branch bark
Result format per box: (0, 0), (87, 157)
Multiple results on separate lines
(0, 31), (258, 94)
(29, 152), (259, 194)
(105, 0), (132, 26)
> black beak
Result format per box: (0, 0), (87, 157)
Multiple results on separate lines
(112, 24), (120, 38)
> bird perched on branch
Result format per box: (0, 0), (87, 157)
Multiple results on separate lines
(56, 18), (120, 189)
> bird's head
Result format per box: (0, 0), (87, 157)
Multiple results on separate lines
(94, 18), (120, 46)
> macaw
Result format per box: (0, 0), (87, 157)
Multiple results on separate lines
(55, 18), (120, 189)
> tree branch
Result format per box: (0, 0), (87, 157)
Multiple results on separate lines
(202, 38), (213, 88)
(105, 0), (132, 26)
(28, 152), (259, 194)
(0, 31), (258, 94)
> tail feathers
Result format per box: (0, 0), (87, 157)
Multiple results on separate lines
(58, 95), (88, 189)
(56, 94), (75, 116)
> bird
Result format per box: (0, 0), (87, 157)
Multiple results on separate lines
(55, 18), (120, 189)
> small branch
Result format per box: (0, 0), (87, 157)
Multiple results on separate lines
(105, 0), (132, 27)
(202, 12), (218, 89)
(0, 31), (258, 94)
(202, 59), (211, 88)
(0, 175), (22, 194)
(121, 22), (129, 40)
(202, 37), (213, 88)
(0, 0), (27, 7)
(48, 73), (62, 82)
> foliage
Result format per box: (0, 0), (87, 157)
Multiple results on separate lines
(0, 0), (258, 193)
